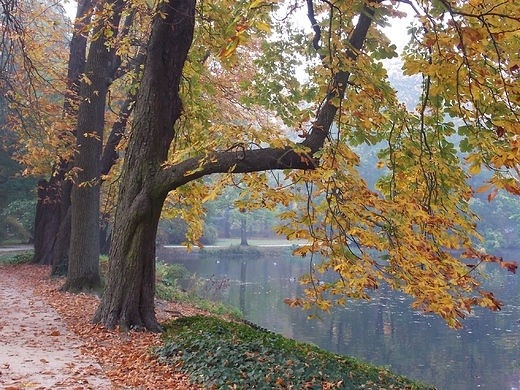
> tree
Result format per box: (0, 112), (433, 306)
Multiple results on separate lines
(63, 0), (152, 291)
(4, 0), (519, 331)
(470, 192), (520, 251)
(89, 0), (507, 332)
(91, 0), (520, 331)
(0, 0), (72, 257)
(33, 0), (95, 269)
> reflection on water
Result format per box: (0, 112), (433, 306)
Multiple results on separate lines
(158, 249), (520, 390)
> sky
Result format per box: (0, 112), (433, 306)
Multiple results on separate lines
(61, 0), (76, 20)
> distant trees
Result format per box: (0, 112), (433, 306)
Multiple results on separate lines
(470, 192), (520, 252)
(0, 0), (69, 247)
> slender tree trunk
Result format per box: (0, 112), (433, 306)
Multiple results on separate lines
(240, 217), (249, 246)
(64, 0), (125, 293)
(93, 0), (196, 331)
(31, 178), (61, 265)
(223, 208), (231, 238)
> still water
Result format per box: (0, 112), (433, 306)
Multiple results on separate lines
(158, 248), (520, 390)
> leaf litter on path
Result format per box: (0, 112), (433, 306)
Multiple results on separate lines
(0, 264), (202, 389)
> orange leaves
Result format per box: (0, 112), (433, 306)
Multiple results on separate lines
(479, 291), (503, 312)
(1, 0), (72, 177)
(284, 298), (303, 307)
(462, 248), (518, 274)
(288, 156), (514, 328)
(500, 261), (518, 274)
(488, 188), (499, 203)
(217, 1), (272, 59)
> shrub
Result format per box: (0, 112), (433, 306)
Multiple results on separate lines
(156, 261), (189, 285)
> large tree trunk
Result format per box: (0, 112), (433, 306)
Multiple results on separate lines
(93, 0), (196, 331)
(31, 0), (92, 268)
(63, 0), (125, 293)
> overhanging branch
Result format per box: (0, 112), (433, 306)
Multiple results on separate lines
(156, 0), (378, 194)
(156, 146), (316, 193)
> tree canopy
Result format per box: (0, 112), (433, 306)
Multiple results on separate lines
(2, 0), (519, 331)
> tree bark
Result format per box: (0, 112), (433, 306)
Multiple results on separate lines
(50, 160), (74, 274)
(93, 0), (196, 331)
(31, 179), (61, 265)
(64, 0), (125, 293)
(51, 178), (72, 275)
(240, 217), (249, 246)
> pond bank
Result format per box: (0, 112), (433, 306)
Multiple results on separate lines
(0, 255), (436, 389)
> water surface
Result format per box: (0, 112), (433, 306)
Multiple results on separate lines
(159, 249), (520, 389)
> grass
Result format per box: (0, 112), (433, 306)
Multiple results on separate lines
(197, 238), (309, 257)
(155, 315), (435, 389)
(213, 238), (309, 247)
(201, 244), (263, 256)
(0, 251), (33, 265)
(154, 260), (242, 319)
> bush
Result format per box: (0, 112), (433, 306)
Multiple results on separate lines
(1, 199), (36, 243)
(156, 261), (189, 285)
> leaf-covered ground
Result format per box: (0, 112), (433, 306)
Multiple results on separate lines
(1, 259), (434, 389)
(0, 263), (203, 389)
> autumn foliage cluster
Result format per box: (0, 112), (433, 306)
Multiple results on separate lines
(1, 0), (519, 330)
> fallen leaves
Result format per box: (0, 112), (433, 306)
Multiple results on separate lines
(5, 264), (203, 389)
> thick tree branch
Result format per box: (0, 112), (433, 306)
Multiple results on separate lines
(156, 146), (316, 192)
(157, 1), (378, 194)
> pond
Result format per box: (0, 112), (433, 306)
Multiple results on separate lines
(158, 247), (520, 390)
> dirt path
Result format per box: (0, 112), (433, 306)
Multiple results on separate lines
(0, 264), (200, 390)
(0, 266), (112, 389)
(0, 245), (34, 253)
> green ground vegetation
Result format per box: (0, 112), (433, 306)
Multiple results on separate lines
(155, 261), (242, 318)
(155, 315), (435, 389)
(0, 251), (33, 265)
